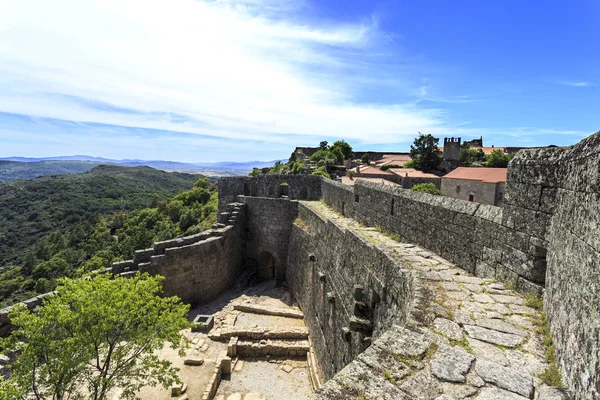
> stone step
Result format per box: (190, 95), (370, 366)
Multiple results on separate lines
(236, 338), (309, 357)
(209, 326), (309, 341)
(233, 303), (304, 319)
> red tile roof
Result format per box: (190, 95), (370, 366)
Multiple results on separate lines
(341, 177), (399, 186)
(388, 168), (439, 179)
(375, 154), (412, 166)
(357, 166), (394, 175)
(443, 167), (507, 183)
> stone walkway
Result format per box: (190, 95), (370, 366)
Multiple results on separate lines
(307, 201), (570, 400)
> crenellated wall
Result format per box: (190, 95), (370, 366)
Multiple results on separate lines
(111, 202), (247, 306)
(218, 175), (322, 213)
(286, 202), (415, 380)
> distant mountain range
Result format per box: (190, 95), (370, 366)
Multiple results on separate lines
(0, 156), (281, 182)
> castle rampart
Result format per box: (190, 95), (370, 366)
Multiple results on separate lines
(2, 130), (599, 398)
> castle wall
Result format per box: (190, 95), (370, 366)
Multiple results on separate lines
(113, 202), (247, 306)
(238, 196), (298, 285)
(218, 175), (322, 213)
(321, 179), (544, 292)
(286, 202), (415, 380)
(539, 133), (600, 399)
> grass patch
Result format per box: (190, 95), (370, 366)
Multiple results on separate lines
(524, 294), (544, 310)
(392, 342), (439, 368)
(540, 363), (564, 387)
(382, 369), (395, 384)
(449, 337), (473, 354)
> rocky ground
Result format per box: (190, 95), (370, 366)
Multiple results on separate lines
(308, 201), (571, 400)
(121, 282), (313, 400)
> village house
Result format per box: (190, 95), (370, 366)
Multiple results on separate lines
(441, 167), (507, 206)
(388, 168), (441, 189)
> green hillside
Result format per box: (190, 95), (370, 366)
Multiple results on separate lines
(0, 160), (102, 182)
(0, 165), (217, 307)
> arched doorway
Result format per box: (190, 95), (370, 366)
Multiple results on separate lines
(257, 251), (275, 281)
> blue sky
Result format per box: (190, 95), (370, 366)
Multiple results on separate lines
(0, 0), (598, 162)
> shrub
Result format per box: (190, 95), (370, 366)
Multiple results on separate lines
(411, 183), (442, 195)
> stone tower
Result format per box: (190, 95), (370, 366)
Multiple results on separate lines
(443, 137), (461, 160)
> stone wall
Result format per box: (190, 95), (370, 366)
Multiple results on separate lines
(286, 202), (415, 380)
(238, 196), (298, 285)
(218, 175), (322, 213)
(441, 178), (505, 206)
(112, 202), (247, 306)
(539, 132), (600, 399)
(321, 179), (544, 293)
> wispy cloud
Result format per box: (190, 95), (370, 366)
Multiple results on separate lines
(0, 0), (446, 149)
(559, 81), (594, 87)
(0, 0), (592, 161)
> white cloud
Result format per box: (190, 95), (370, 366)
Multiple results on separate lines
(559, 81), (593, 87)
(0, 0), (447, 147)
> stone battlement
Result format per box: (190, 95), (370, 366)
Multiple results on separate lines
(2, 130), (598, 399)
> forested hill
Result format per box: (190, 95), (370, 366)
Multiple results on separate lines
(0, 160), (102, 182)
(0, 165), (217, 307)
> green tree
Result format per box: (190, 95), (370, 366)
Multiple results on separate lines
(360, 152), (370, 164)
(3, 273), (190, 400)
(331, 140), (353, 160)
(486, 150), (512, 167)
(249, 168), (262, 177)
(460, 143), (486, 166)
(319, 141), (328, 150)
(312, 168), (330, 178)
(291, 161), (306, 174)
(411, 183), (442, 195)
(409, 133), (442, 172)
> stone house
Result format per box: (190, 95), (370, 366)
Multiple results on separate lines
(388, 168), (441, 189)
(441, 167), (507, 206)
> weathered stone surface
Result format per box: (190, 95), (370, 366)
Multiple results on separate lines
(431, 345), (475, 383)
(464, 325), (524, 347)
(440, 382), (478, 399)
(490, 294), (524, 305)
(473, 387), (529, 400)
(400, 371), (443, 400)
(434, 395), (457, 400)
(505, 349), (547, 376)
(183, 357), (204, 366)
(466, 373), (485, 387)
(474, 359), (534, 397)
(473, 318), (527, 336)
(472, 294), (495, 303)
(537, 386), (571, 400)
(433, 318), (463, 341)
(467, 338), (509, 366)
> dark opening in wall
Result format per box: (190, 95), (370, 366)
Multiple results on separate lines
(279, 182), (289, 197)
(355, 194), (359, 203)
(391, 198), (395, 215)
(257, 251), (276, 281)
(341, 202), (346, 216)
(243, 182), (250, 196)
(468, 194), (474, 202)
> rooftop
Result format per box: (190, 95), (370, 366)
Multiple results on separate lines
(443, 167), (507, 183)
(388, 168), (439, 179)
(356, 165), (394, 175)
(341, 176), (399, 186)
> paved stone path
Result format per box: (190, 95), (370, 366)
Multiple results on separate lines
(308, 201), (570, 400)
